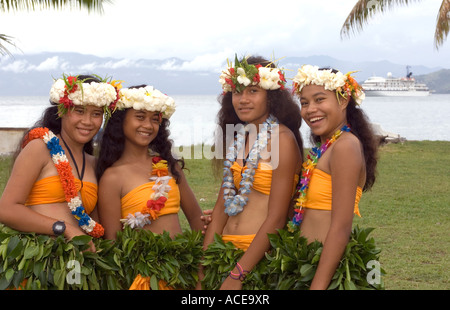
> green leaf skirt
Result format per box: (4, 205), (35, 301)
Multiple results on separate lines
(0, 224), (384, 290)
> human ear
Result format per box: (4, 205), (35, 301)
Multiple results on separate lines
(338, 94), (350, 110)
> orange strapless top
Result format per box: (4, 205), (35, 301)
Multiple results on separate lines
(121, 178), (180, 219)
(25, 175), (98, 214)
(230, 161), (299, 196)
(305, 169), (362, 216)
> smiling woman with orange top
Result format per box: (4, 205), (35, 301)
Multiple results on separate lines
(95, 84), (204, 290)
(288, 65), (378, 289)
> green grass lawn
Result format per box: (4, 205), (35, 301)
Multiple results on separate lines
(1, 141), (449, 290)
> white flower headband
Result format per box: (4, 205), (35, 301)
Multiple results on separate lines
(292, 65), (365, 105)
(116, 85), (176, 119)
(49, 74), (121, 123)
(219, 55), (287, 93)
(50, 75), (119, 110)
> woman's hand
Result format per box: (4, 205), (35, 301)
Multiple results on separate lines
(200, 209), (213, 234)
(64, 224), (96, 253)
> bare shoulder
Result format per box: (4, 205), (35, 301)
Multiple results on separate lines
(99, 164), (123, 186)
(270, 124), (301, 170)
(274, 124), (297, 144)
(17, 138), (51, 165)
(332, 132), (363, 161)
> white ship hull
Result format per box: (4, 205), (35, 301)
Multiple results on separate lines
(364, 90), (430, 97)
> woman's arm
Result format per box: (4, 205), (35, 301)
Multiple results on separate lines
(175, 165), (204, 232)
(202, 186), (228, 249)
(309, 137), (363, 290)
(97, 168), (123, 240)
(0, 140), (70, 235)
(220, 129), (301, 290)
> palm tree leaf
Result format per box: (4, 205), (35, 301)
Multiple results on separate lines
(340, 0), (421, 38)
(0, 0), (113, 56)
(434, 0), (450, 49)
(0, 0), (113, 14)
(0, 33), (20, 56)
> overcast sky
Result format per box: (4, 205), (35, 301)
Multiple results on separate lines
(1, 0), (449, 71)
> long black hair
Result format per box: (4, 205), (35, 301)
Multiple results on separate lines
(312, 68), (378, 191)
(213, 55), (304, 174)
(95, 85), (184, 182)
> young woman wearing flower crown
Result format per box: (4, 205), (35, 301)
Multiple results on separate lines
(198, 55), (304, 290)
(96, 84), (204, 290)
(0, 74), (119, 255)
(288, 65), (378, 289)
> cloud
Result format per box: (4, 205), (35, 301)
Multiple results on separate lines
(157, 50), (233, 72)
(0, 59), (29, 73)
(32, 56), (61, 71)
(98, 58), (137, 69)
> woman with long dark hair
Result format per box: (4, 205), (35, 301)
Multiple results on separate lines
(199, 55), (304, 290)
(289, 65), (378, 289)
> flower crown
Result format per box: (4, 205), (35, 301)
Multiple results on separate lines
(219, 55), (287, 93)
(116, 85), (176, 119)
(292, 65), (365, 105)
(49, 74), (121, 119)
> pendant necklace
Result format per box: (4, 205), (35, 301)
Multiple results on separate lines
(60, 132), (86, 189)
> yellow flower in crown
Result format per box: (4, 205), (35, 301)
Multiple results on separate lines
(292, 65), (365, 105)
(219, 54), (287, 93)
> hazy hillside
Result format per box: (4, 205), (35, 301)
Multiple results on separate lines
(0, 52), (445, 95)
(415, 69), (450, 94)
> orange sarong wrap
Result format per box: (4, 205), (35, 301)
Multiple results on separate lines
(123, 179), (180, 290)
(305, 169), (362, 217)
(222, 234), (256, 252)
(231, 162), (299, 196)
(25, 175), (98, 214)
(121, 178), (180, 219)
(129, 274), (174, 290)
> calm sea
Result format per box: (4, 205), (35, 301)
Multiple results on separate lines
(1, 94), (449, 147)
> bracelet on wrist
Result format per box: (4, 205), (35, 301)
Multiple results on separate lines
(228, 262), (248, 281)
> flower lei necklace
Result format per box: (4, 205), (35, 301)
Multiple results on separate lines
(287, 124), (351, 232)
(22, 127), (104, 238)
(121, 156), (172, 229)
(222, 114), (279, 216)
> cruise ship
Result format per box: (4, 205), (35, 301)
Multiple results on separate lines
(362, 67), (430, 97)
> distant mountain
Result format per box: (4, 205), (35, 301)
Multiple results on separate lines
(0, 52), (445, 96)
(415, 69), (450, 93)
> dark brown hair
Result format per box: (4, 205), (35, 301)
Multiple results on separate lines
(213, 55), (304, 174)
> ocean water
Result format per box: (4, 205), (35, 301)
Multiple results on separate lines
(1, 94), (450, 147)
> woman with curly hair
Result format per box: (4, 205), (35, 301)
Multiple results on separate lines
(288, 65), (378, 289)
(96, 84), (204, 289)
(199, 55), (304, 290)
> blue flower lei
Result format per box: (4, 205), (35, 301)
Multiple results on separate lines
(222, 115), (279, 216)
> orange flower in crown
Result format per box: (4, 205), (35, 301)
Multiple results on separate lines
(292, 65), (365, 105)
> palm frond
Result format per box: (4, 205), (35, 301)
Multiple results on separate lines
(340, 0), (421, 38)
(0, 33), (21, 56)
(434, 0), (450, 49)
(0, 0), (114, 14)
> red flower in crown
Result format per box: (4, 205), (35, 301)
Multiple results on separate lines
(66, 76), (79, 94)
(59, 95), (73, 109)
